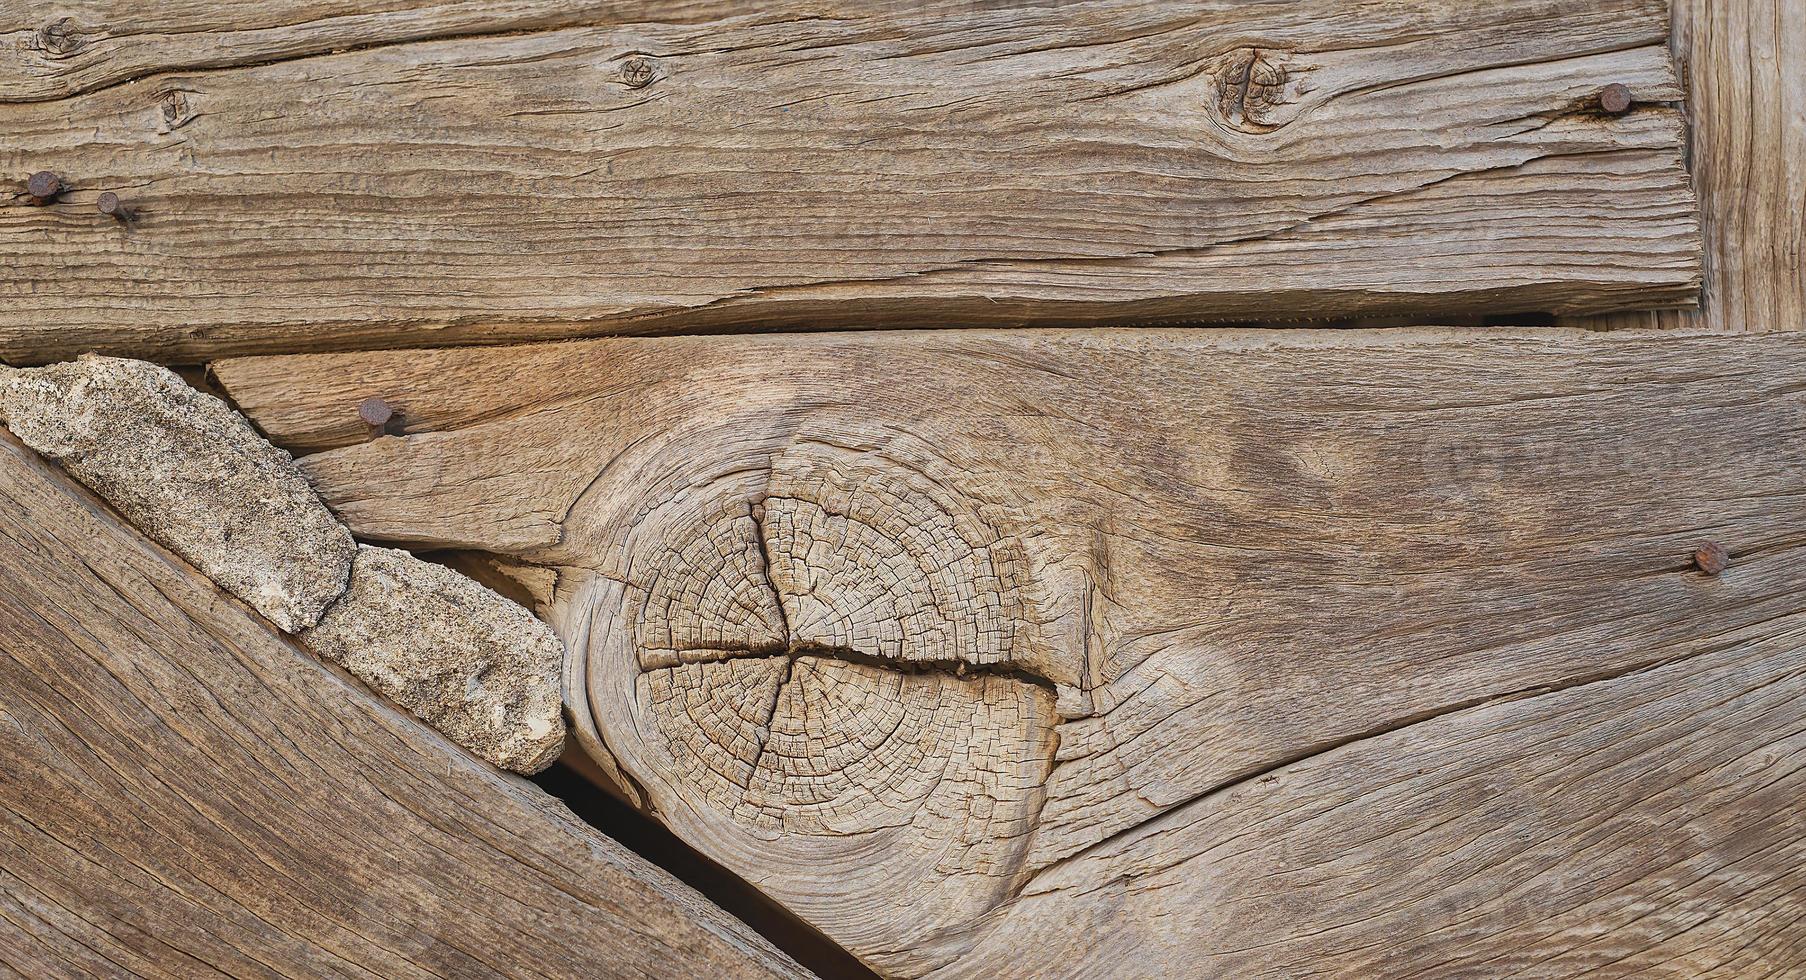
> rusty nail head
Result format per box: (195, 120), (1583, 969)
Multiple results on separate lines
(26, 170), (61, 203)
(1694, 541), (1729, 576)
(1599, 83), (1634, 115)
(621, 57), (656, 88)
(358, 397), (394, 429)
(96, 191), (125, 218)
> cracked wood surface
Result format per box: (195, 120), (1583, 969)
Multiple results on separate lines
(214, 326), (1806, 977)
(0, 0), (1699, 363)
(1671, 0), (1804, 333)
(1567, 0), (1804, 333)
(0, 432), (810, 979)
(948, 615), (1806, 979)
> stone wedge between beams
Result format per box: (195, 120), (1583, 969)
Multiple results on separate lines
(307, 544), (566, 774)
(0, 354), (564, 773)
(0, 354), (355, 632)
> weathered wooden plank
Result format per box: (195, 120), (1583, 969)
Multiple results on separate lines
(936, 618), (1806, 979)
(215, 327), (1806, 977)
(1567, 0), (1804, 332)
(0, 0), (1698, 363)
(1675, 0), (1804, 332)
(0, 432), (810, 979)
(1, 1), (644, 102)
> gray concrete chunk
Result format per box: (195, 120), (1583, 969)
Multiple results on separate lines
(303, 545), (566, 774)
(0, 355), (355, 632)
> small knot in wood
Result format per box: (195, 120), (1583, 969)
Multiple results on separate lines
(1214, 47), (1297, 134)
(620, 57), (657, 89)
(34, 18), (83, 58)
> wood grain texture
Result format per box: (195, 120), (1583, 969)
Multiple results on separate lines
(216, 327), (1806, 977)
(0, 1), (648, 102)
(937, 615), (1806, 980)
(1677, 0), (1804, 331)
(0, 0), (1699, 363)
(0, 432), (810, 979)
(1567, 0), (1804, 332)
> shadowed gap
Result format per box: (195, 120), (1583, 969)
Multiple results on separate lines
(397, 545), (880, 979)
(533, 761), (881, 980)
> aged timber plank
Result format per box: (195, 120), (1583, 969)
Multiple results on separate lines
(1675, 0), (1804, 332)
(1571, 0), (1804, 332)
(0, 433), (810, 979)
(214, 327), (1806, 977)
(1, 0), (1697, 363)
(0, 1), (647, 102)
(935, 616), (1806, 979)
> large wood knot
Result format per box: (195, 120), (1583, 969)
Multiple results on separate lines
(563, 439), (1060, 973)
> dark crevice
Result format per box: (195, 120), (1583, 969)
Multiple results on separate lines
(749, 499), (792, 637)
(662, 641), (1058, 693)
(533, 763), (880, 980)
(744, 655), (798, 789)
(1482, 311), (1559, 327)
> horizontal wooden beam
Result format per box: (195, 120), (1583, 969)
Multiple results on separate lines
(0, 432), (809, 978)
(1, 0), (1696, 363)
(1, 1), (645, 102)
(216, 326), (1806, 977)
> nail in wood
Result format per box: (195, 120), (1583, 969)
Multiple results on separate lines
(1599, 83), (1634, 115)
(97, 192), (129, 221)
(358, 397), (395, 438)
(25, 171), (61, 205)
(1694, 541), (1728, 576)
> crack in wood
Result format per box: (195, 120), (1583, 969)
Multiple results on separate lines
(744, 654), (796, 791)
(655, 641), (1061, 691)
(749, 498), (791, 640)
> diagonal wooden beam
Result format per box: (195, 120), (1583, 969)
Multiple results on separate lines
(0, 431), (812, 979)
